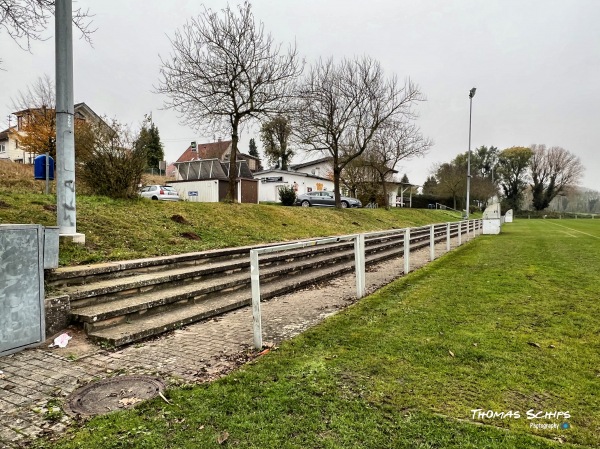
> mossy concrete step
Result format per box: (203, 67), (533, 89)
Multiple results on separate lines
(57, 234), (407, 307)
(86, 259), (358, 347)
(70, 243), (383, 329)
(84, 242), (414, 347)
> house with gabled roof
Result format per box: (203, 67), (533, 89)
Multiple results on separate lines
(175, 139), (262, 172)
(1, 102), (111, 163)
(170, 139), (259, 203)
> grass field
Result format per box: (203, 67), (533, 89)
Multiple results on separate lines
(0, 191), (461, 266)
(32, 219), (600, 448)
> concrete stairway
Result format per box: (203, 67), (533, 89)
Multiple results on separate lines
(46, 223), (470, 347)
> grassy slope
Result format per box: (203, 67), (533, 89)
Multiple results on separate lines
(33, 219), (599, 448)
(0, 192), (460, 266)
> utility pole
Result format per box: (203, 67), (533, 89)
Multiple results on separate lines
(56, 0), (84, 243)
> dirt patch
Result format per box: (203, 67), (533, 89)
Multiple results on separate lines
(181, 232), (201, 240)
(0, 200), (10, 208)
(44, 204), (57, 212)
(171, 214), (189, 224)
(43, 327), (102, 360)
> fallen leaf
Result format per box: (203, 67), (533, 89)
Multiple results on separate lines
(448, 350), (455, 357)
(217, 431), (229, 445)
(118, 397), (142, 407)
(258, 349), (271, 357)
(548, 344), (556, 349)
(527, 342), (541, 348)
(473, 343), (478, 347)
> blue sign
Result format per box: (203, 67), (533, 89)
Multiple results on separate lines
(188, 191), (198, 197)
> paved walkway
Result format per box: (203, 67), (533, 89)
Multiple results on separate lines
(0, 234), (475, 448)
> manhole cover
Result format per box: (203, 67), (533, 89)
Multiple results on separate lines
(66, 376), (165, 416)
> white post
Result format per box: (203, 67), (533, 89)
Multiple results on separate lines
(250, 249), (263, 349)
(458, 221), (462, 245)
(404, 228), (411, 274)
(446, 223), (451, 251)
(430, 225), (435, 261)
(354, 234), (366, 298)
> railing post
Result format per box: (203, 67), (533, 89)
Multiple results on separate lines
(404, 228), (411, 274)
(430, 225), (435, 261)
(250, 249), (263, 350)
(354, 234), (366, 298)
(446, 222), (451, 251)
(458, 221), (462, 245)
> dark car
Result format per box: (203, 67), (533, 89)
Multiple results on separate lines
(294, 191), (362, 208)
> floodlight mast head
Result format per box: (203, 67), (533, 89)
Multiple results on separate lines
(469, 87), (477, 99)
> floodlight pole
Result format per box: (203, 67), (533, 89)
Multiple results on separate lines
(466, 87), (476, 219)
(56, 0), (82, 242)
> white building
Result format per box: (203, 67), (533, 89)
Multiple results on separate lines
(254, 168), (334, 203)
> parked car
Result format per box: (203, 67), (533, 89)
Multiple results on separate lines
(139, 185), (181, 201)
(294, 191), (362, 208)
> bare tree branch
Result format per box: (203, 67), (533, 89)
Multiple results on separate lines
(157, 1), (302, 200)
(294, 55), (425, 207)
(530, 143), (584, 210)
(0, 0), (95, 54)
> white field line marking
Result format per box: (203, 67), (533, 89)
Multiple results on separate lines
(561, 231), (578, 238)
(545, 221), (599, 239)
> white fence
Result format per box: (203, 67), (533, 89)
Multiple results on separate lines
(249, 218), (483, 349)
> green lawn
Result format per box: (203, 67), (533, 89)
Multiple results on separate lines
(32, 219), (600, 448)
(0, 192), (461, 266)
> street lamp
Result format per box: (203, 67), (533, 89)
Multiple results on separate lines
(466, 87), (476, 219)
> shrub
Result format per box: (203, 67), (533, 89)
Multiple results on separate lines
(278, 185), (297, 206)
(78, 122), (146, 199)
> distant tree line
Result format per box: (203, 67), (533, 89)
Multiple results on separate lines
(425, 144), (584, 212)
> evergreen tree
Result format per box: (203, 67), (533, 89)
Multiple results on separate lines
(135, 119), (164, 170)
(249, 138), (259, 158)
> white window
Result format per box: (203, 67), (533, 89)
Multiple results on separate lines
(0, 143), (5, 153)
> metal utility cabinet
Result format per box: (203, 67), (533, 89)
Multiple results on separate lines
(0, 225), (49, 356)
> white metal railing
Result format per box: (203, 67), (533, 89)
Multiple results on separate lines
(249, 219), (482, 349)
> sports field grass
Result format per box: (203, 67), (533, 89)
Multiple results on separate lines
(34, 219), (600, 448)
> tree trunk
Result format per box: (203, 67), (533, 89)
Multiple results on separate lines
(229, 121), (239, 202)
(333, 159), (341, 208)
(380, 173), (389, 209)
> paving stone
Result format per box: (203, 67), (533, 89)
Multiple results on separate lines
(0, 237), (474, 445)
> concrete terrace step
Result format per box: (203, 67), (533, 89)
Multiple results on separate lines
(56, 235), (407, 306)
(70, 238), (405, 328)
(86, 257), (360, 347)
(44, 222), (478, 347)
(45, 246), (254, 287)
(84, 241), (417, 347)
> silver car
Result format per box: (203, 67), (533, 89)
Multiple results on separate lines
(139, 185), (181, 201)
(295, 191), (362, 208)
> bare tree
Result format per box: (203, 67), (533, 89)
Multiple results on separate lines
(10, 73), (54, 110)
(433, 162), (465, 210)
(361, 120), (431, 207)
(260, 115), (293, 169)
(295, 56), (425, 208)
(0, 0), (93, 58)
(9, 74), (99, 159)
(157, 2), (302, 201)
(529, 144), (584, 211)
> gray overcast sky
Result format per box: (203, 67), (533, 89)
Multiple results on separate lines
(1, 0), (599, 191)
